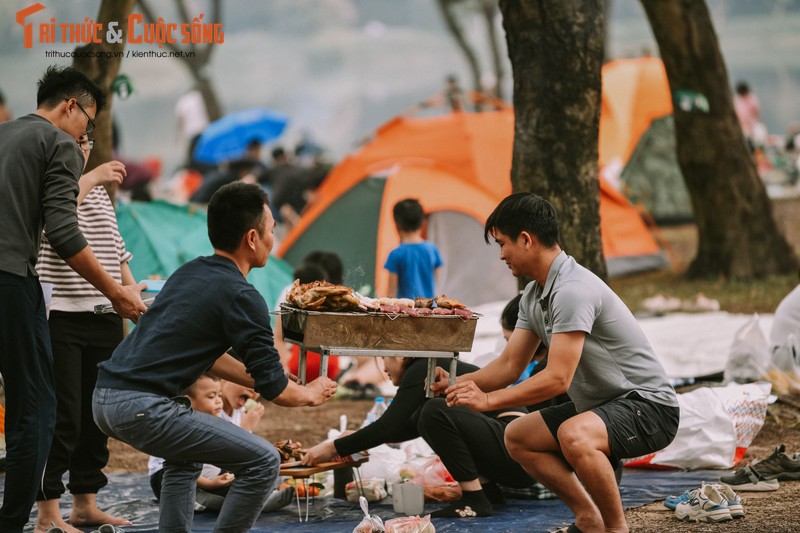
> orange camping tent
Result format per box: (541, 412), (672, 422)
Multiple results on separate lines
(599, 56), (673, 169)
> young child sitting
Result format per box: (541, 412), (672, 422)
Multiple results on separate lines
(218, 379), (266, 432)
(383, 198), (443, 299)
(148, 374), (294, 512)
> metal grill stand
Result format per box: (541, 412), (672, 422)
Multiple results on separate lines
(288, 343), (459, 398)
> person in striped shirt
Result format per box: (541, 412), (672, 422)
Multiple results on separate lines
(34, 137), (134, 533)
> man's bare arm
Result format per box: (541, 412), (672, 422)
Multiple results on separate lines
(209, 352), (255, 388)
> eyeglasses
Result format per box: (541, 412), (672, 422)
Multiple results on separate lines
(66, 98), (95, 135)
(78, 138), (94, 151)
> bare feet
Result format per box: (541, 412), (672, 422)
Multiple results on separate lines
(69, 507), (132, 527)
(35, 499), (83, 533)
(70, 493), (132, 527)
(34, 517), (82, 533)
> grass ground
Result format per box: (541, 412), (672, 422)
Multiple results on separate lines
(611, 196), (800, 314)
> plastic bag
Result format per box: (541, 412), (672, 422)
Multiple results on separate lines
(723, 314), (770, 385)
(396, 463), (419, 483)
(353, 496), (385, 533)
(385, 514), (435, 533)
(769, 333), (800, 394)
(625, 386), (736, 469)
(624, 382), (770, 469)
(347, 478), (388, 502)
(419, 457), (461, 502)
(357, 443), (408, 486)
(423, 483), (461, 502)
(419, 457), (454, 485)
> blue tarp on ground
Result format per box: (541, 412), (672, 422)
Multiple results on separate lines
(7, 468), (726, 532)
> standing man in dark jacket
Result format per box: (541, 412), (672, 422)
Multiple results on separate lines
(0, 66), (146, 533)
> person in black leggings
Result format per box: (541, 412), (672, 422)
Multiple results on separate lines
(302, 357), (477, 464)
(418, 399), (533, 517)
(302, 356), (531, 518)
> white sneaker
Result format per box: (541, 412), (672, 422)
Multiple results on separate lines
(681, 293), (720, 312)
(642, 294), (681, 313)
(674, 484), (733, 523)
(707, 482), (744, 519)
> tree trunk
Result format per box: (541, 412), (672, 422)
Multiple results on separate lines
(437, 0), (483, 95)
(498, 0), (607, 279)
(137, 0), (223, 121)
(481, 0), (505, 101)
(72, 0), (136, 178)
(602, 0), (612, 63)
(641, 0), (798, 278)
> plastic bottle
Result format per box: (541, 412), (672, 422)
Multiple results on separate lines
(361, 396), (387, 428)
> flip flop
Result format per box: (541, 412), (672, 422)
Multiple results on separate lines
(91, 525), (126, 533)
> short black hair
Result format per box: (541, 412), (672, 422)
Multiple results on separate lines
(735, 81), (750, 96)
(36, 65), (105, 112)
(302, 250), (344, 285)
(207, 182), (270, 252)
(392, 198), (424, 232)
(500, 293), (522, 331)
(484, 192), (560, 247)
(184, 373), (219, 398)
(292, 262), (329, 284)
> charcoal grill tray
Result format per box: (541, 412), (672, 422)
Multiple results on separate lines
(278, 304), (478, 352)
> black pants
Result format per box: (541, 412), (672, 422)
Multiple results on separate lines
(0, 273), (57, 532)
(417, 398), (533, 488)
(37, 311), (123, 500)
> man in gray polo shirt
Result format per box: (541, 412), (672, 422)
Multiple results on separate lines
(432, 193), (679, 532)
(0, 66), (146, 532)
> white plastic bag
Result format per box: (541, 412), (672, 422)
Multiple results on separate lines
(353, 495), (385, 533)
(769, 333), (800, 394)
(385, 514), (435, 533)
(357, 443), (408, 486)
(624, 383), (770, 469)
(643, 386), (737, 469)
(723, 314), (770, 385)
(347, 478), (388, 502)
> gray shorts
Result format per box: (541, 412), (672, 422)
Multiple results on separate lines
(539, 392), (679, 465)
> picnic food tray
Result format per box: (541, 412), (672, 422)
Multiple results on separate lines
(279, 304), (478, 352)
(279, 456), (369, 478)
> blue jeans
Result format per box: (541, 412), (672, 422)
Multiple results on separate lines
(93, 388), (280, 533)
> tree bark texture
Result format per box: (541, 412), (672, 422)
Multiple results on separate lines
(481, 0), (506, 100)
(499, 0), (607, 279)
(641, 0), (798, 278)
(72, 0), (136, 177)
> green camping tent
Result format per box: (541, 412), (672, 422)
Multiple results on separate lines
(116, 200), (293, 320)
(620, 116), (693, 224)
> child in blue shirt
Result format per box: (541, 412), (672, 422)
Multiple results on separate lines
(383, 198), (443, 299)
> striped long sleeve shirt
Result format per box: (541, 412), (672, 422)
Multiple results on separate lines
(38, 185), (132, 313)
